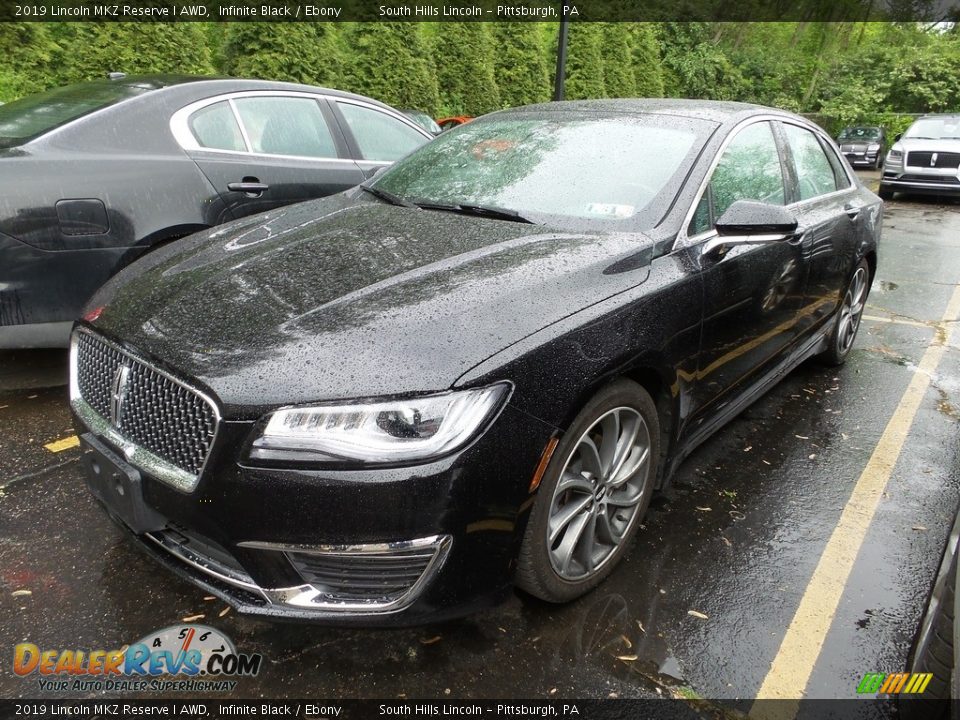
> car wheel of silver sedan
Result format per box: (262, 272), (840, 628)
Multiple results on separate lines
(516, 378), (659, 602)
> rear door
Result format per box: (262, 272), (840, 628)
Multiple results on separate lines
(330, 99), (433, 179)
(172, 93), (367, 221)
(777, 121), (862, 334)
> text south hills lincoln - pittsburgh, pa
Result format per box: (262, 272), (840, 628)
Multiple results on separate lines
(378, 4), (567, 17)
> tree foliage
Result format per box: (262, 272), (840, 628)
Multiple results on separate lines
(221, 23), (338, 86)
(565, 22), (606, 100)
(4, 18), (960, 134)
(492, 23), (551, 108)
(0, 24), (60, 101)
(600, 24), (637, 97)
(433, 23), (501, 115)
(51, 23), (213, 84)
(341, 23), (439, 114)
(631, 23), (664, 97)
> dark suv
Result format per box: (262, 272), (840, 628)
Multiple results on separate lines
(837, 126), (887, 170)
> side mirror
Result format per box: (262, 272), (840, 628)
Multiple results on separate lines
(704, 200), (798, 256)
(894, 133), (902, 142)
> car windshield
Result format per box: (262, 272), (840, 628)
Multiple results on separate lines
(838, 127), (881, 141)
(373, 112), (715, 231)
(0, 81), (153, 148)
(904, 117), (960, 140)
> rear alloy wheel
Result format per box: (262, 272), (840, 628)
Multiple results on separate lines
(819, 260), (869, 366)
(516, 379), (658, 602)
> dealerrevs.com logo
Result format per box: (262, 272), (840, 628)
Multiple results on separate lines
(14, 625), (262, 693)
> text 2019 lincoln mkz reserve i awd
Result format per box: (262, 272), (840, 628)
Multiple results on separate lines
(70, 100), (881, 624)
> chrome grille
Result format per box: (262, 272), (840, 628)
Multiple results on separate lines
(72, 330), (218, 486)
(907, 151), (960, 169)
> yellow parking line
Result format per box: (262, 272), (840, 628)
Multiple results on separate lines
(861, 314), (933, 329)
(44, 435), (80, 453)
(750, 283), (960, 719)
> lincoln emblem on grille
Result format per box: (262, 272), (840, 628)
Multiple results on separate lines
(931, 153), (938, 167)
(110, 362), (132, 426)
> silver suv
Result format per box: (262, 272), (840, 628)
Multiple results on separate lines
(879, 114), (960, 200)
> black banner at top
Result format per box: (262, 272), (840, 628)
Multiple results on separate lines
(2, 0), (959, 22)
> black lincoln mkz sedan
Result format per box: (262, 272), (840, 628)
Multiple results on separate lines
(71, 100), (882, 624)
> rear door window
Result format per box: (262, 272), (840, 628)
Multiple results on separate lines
(233, 96), (338, 159)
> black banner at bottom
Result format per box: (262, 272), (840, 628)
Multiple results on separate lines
(1, 698), (950, 720)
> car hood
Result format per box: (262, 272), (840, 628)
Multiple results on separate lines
(86, 194), (654, 417)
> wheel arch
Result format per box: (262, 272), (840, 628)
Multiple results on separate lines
(553, 360), (679, 491)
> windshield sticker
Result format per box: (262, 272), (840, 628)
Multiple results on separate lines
(585, 203), (635, 219)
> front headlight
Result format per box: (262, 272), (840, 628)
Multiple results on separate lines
(248, 383), (511, 465)
(888, 148), (903, 162)
(868, 143), (881, 152)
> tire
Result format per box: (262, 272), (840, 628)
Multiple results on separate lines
(878, 185), (895, 201)
(818, 259), (870, 366)
(901, 549), (955, 719)
(516, 378), (659, 603)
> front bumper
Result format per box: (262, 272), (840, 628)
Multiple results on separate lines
(843, 151), (881, 166)
(74, 398), (552, 625)
(881, 168), (960, 196)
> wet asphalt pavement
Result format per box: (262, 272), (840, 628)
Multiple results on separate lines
(2, 173), (960, 707)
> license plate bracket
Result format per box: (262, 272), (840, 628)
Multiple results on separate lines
(80, 433), (166, 534)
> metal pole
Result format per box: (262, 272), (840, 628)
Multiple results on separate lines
(553, 15), (569, 101)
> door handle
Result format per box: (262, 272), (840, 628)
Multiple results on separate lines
(227, 181), (269, 195)
(844, 203), (862, 220)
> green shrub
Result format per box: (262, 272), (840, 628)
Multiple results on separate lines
(600, 24), (637, 98)
(565, 22), (605, 100)
(221, 23), (338, 86)
(493, 23), (550, 108)
(433, 23), (501, 116)
(341, 23), (439, 113)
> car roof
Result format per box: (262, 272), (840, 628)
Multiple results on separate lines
(82, 74), (407, 113)
(497, 98), (779, 125)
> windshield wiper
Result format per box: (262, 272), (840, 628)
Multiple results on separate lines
(359, 183), (418, 209)
(415, 201), (535, 224)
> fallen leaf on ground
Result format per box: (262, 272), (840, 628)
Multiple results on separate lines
(12, 590), (32, 597)
(688, 610), (709, 620)
(796, 435), (809, 440)
(695, 506), (712, 512)
(182, 614), (205, 622)
(616, 654), (638, 661)
(913, 526), (928, 531)
(420, 636), (442, 645)
(620, 635), (632, 649)
(219, 607), (230, 617)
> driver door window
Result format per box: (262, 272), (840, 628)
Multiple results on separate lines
(689, 122), (786, 236)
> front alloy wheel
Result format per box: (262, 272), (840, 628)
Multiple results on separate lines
(517, 379), (659, 602)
